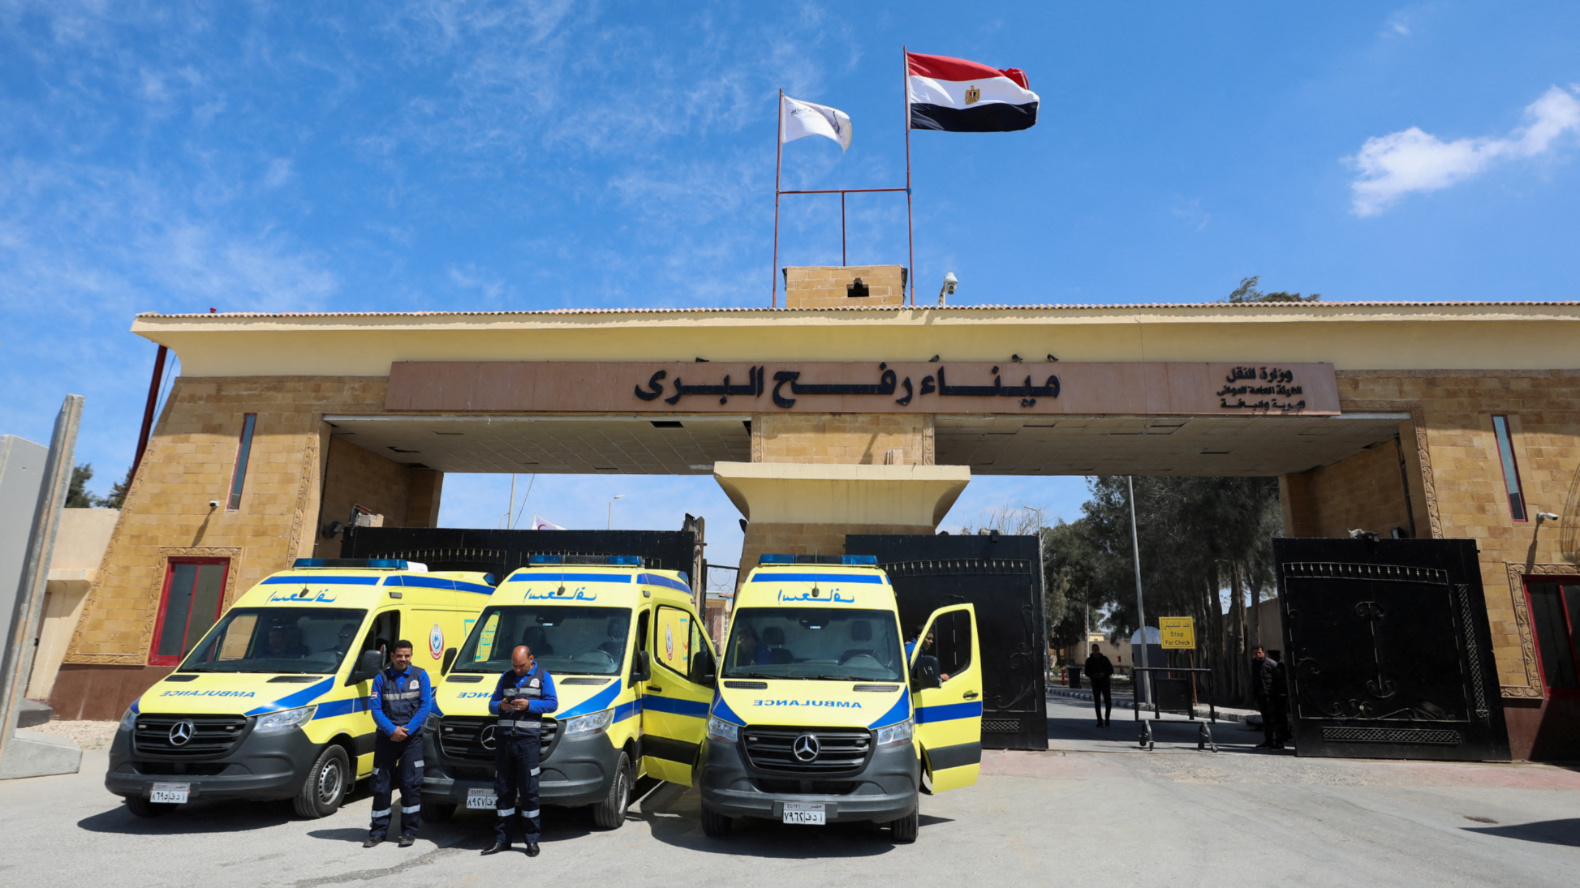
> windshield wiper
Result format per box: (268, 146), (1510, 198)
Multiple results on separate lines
(726, 671), (799, 680)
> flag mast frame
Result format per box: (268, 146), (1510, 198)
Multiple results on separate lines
(772, 88), (784, 308)
(903, 44), (915, 305)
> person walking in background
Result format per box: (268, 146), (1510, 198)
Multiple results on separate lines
(1084, 642), (1115, 727)
(1266, 649), (1290, 748)
(1251, 645), (1284, 749)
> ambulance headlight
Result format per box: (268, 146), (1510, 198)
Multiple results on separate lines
(874, 718), (913, 748)
(118, 706), (138, 732)
(707, 716), (739, 743)
(561, 709), (614, 736)
(254, 705), (318, 734)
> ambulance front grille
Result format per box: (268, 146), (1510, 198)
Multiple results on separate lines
(132, 714), (249, 758)
(438, 716), (557, 763)
(741, 727), (872, 776)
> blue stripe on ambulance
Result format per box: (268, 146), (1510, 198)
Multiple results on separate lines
(555, 680), (623, 719)
(752, 572), (886, 584)
(637, 573), (692, 593)
(710, 694), (744, 725)
(312, 695), (373, 719)
(867, 691), (912, 729)
(643, 696), (709, 718)
(914, 701), (983, 724)
(244, 677), (335, 716)
(383, 575), (494, 595)
(506, 573), (635, 584)
(613, 699), (643, 723)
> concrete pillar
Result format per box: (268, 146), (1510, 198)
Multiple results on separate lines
(714, 461), (969, 577)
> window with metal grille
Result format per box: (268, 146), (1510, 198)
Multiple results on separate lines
(149, 558), (229, 666)
(1491, 415), (1526, 521)
(1525, 580), (1580, 698)
(227, 413), (257, 510)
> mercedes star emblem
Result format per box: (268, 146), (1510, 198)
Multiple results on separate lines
(168, 720), (195, 746)
(792, 733), (820, 762)
(480, 725), (497, 751)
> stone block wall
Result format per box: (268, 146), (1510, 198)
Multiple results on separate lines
(783, 265), (906, 308)
(1281, 436), (1415, 539)
(753, 413), (934, 465)
(311, 436), (442, 558)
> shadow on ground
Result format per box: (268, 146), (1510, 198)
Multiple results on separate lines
(1464, 818), (1580, 847)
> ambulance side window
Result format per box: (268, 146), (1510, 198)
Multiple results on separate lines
(654, 605), (693, 677)
(361, 611), (401, 668)
(635, 609), (650, 657)
(930, 610), (972, 682)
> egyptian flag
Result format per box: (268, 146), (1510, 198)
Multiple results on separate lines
(907, 52), (1039, 132)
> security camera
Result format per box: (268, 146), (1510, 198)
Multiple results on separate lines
(1537, 512), (1560, 523)
(208, 500), (220, 509)
(938, 272), (958, 306)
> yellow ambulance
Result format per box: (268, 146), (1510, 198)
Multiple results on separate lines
(106, 558), (493, 818)
(698, 554), (981, 843)
(423, 554), (716, 829)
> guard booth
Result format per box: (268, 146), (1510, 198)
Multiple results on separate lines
(1274, 538), (1511, 762)
(848, 533), (1049, 751)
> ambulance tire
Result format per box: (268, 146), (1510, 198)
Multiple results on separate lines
(887, 805), (919, 844)
(125, 796), (177, 818)
(425, 802), (457, 822)
(591, 752), (633, 830)
(700, 803), (732, 837)
(293, 744), (350, 819)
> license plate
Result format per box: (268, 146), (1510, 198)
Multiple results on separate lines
(782, 802), (825, 825)
(466, 787), (497, 810)
(150, 783), (189, 804)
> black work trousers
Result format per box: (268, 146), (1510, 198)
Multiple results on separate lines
(1091, 677), (1113, 724)
(494, 732), (542, 843)
(370, 733), (423, 839)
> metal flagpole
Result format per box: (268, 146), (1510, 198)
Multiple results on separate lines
(841, 192), (846, 266)
(903, 46), (915, 305)
(773, 89), (783, 308)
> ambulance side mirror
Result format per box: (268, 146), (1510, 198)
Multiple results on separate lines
(441, 647), (458, 675)
(352, 649), (383, 682)
(690, 646), (716, 687)
(911, 654), (942, 691)
(630, 650), (651, 684)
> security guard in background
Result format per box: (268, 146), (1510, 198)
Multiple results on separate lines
(483, 644), (558, 856)
(364, 639), (433, 848)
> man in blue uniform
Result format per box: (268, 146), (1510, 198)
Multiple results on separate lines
(365, 640), (433, 848)
(483, 644), (558, 857)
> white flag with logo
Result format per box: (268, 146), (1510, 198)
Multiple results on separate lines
(532, 514), (565, 530)
(781, 95), (852, 151)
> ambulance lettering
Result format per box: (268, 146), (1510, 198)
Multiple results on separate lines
(753, 699), (863, 708)
(776, 590), (855, 603)
(159, 690), (257, 698)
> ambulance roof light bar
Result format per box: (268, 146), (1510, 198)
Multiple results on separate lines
(758, 554), (880, 566)
(292, 558), (423, 571)
(528, 554), (646, 567)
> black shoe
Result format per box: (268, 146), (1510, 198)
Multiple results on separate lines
(363, 836), (384, 849)
(525, 842), (540, 857)
(482, 842), (511, 856)
(398, 835), (415, 848)
(1096, 721), (1105, 728)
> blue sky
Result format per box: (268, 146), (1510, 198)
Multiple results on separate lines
(3, 2), (1577, 573)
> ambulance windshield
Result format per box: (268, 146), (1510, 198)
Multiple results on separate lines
(454, 606), (632, 677)
(179, 607), (368, 674)
(722, 608), (904, 682)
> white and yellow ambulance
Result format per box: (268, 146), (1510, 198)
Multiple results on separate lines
(423, 554), (715, 829)
(698, 554), (981, 843)
(106, 558), (493, 818)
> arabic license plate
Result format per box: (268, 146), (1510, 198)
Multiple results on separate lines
(782, 802), (825, 825)
(466, 787), (497, 810)
(150, 783), (189, 804)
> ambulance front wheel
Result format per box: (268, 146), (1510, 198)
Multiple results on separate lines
(293, 745), (349, 819)
(125, 796), (177, 818)
(591, 752), (632, 830)
(700, 803), (732, 837)
(887, 804), (919, 844)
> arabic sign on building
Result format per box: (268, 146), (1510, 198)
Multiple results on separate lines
(386, 361), (1339, 416)
(1159, 617), (1195, 650)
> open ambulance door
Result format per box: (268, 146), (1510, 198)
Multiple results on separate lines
(909, 603), (982, 793)
(640, 604), (715, 786)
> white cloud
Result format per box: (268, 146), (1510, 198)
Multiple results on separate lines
(262, 157), (292, 189)
(1348, 85), (1580, 216)
(1385, 11), (1411, 37)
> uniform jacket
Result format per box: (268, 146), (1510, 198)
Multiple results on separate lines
(370, 664), (434, 738)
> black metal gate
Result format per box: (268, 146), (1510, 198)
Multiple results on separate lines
(340, 526), (699, 591)
(1274, 538), (1510, 761)
(846, 533), (1048, 751)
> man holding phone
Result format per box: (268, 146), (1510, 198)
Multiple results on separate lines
(482, 645), (558, 857)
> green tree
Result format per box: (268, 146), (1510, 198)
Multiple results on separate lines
(101, 465), (133, 509)
(1223, 275), (1321, 304)
(66, 463), (97, 508)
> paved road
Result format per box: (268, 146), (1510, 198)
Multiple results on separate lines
(2, 712), (1577, 887)
(1046, 691), (1267, 753)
